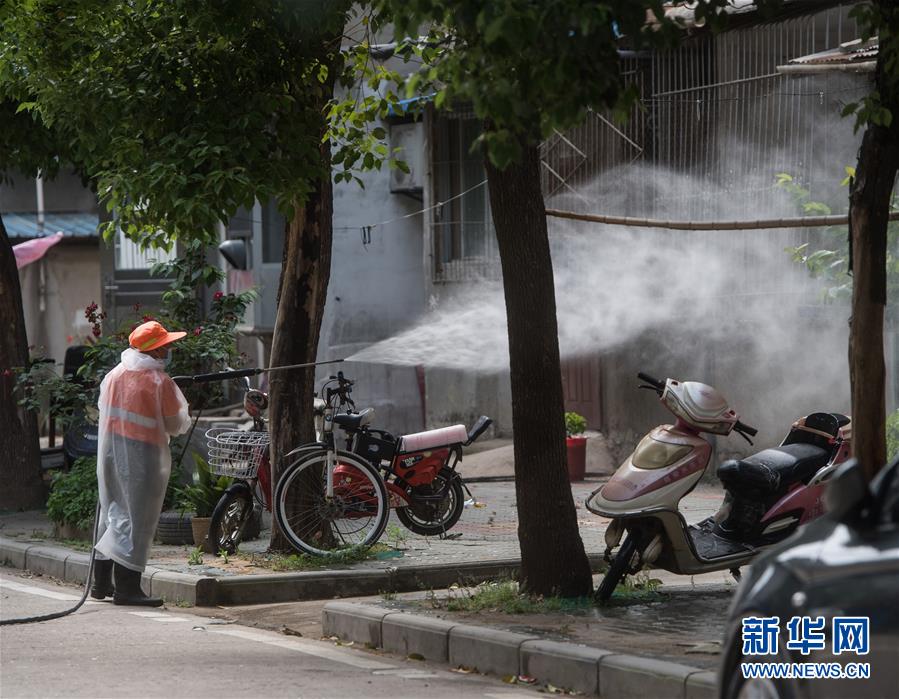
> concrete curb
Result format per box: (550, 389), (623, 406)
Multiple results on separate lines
(322, 602), (718, 699)
(0, 536), (606, 608)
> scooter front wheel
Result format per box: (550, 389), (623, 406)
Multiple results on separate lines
(596, 534), (638, 603)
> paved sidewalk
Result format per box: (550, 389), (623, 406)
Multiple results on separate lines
(0, 479), (725, 578)
(2, 476), (730, 698)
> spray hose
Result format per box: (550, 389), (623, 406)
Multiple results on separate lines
(171, 358), (345, 387)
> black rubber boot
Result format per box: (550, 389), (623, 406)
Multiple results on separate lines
(90, 558), (114, 600)
(112, 563), (163, 607)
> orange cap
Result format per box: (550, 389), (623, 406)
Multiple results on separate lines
(129, 321), (186, 352)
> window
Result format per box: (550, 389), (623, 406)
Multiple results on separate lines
(432, 111), (499, 282)
(225, 200), (285, 265)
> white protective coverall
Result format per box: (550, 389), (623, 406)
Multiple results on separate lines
(95, 348), (191, 571)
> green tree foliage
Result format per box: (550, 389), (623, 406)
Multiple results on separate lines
(779, 170), (899, 302)
(841, 2), (899, 132)
(3, 0), (354, 246)
(886, 409), (899, 460)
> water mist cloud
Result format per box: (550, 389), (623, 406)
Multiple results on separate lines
(348, 163), (845, 374)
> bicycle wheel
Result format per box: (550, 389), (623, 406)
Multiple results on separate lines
(395, 469), (465, 536)
(274, 450), (389, 556)
(209, 482), (254, 554)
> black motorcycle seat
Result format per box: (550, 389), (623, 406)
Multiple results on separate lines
(718, 443), (830, 494)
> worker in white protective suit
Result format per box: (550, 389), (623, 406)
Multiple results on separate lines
(92, 320), (191, 606)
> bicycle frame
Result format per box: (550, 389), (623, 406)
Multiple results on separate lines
(319, 372), (357, 500)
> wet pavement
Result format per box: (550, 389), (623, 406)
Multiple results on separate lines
(364, 570), (738, 670)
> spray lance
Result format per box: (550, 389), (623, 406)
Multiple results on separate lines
(0, 357), (345, 627)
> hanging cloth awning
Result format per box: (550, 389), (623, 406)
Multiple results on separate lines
(13, 232), (64, 269)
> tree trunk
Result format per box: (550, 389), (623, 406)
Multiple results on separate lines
(484, 138), (593, 597)
(267, 132), (334, 552)
(848, 41), (899, 482)
(0, 213), (45, 510)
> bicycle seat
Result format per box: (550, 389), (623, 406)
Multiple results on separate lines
(332, 408), (375, 432)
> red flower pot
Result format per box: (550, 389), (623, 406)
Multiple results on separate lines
(566, 436), (587, 482)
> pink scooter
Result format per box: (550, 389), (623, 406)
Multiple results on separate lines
(587, 372), (852, 601)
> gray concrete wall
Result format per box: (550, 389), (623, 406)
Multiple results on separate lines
(424, 367), (511, 438)
(416, 279), (514, 436)
(1, 170), (98, 215)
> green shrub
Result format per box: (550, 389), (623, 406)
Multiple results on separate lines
(565, 411), (587, 437)
(887, 410), (899, 461)
(46, 457), (98, 530)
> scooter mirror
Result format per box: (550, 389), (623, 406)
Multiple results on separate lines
(824, 459), (870, 525)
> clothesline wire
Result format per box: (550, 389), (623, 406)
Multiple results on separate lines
(332, 178), (489, 231)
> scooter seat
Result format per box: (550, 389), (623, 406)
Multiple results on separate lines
(398, 425), (468, 453)
(718, 443), (829, 494)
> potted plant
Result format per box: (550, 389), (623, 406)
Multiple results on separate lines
(176, 454), (233, 553)
(565, 412), (588, 482)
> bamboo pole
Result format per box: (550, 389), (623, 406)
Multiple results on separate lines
(544, 208), (899, 231)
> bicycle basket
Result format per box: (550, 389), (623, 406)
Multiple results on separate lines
(205, 427), (270, 478)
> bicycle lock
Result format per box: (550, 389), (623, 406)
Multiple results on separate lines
(0, 358), (345, 626)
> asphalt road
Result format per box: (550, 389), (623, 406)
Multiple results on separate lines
(0, 571), (538, 699)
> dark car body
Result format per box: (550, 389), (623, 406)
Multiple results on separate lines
(720, 458), (899, 699)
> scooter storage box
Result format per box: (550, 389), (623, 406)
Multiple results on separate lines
(355, 430), (397, 464)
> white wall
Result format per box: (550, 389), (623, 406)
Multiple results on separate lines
(19, 241), (101, 369)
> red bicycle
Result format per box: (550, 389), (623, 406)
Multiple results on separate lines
(194, 370), (490, 555)
(202, 371), (388, 556)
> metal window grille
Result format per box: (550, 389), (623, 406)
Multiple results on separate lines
(430, 3), (867, 301)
